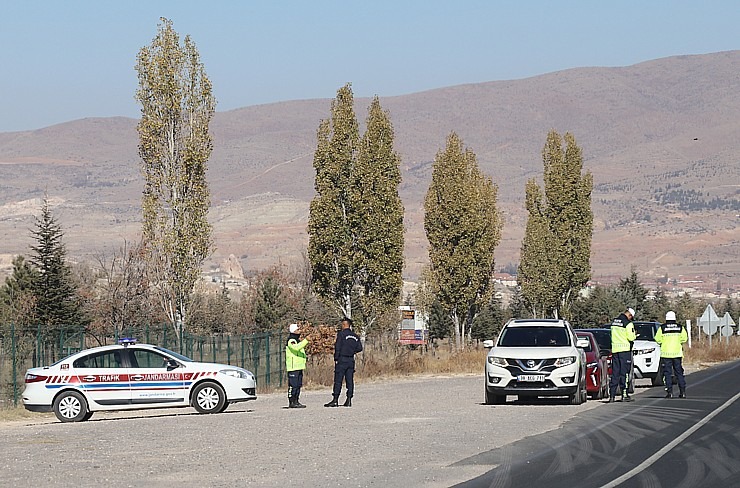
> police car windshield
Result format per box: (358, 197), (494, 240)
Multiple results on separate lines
(498, 327), (570, 347)
(154, 346), (193, 362)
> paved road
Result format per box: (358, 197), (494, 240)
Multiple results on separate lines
(0, 373), (600, 487)
(455, 360), (740, 488)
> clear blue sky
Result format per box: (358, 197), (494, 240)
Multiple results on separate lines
(1, 1), (738, 132)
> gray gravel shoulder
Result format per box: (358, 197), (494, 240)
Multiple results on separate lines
(0, 373), (613, 487)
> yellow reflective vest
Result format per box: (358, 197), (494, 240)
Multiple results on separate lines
(611, 314), (636, 353)
(286, 336), (309, 371)
(655, 321), (687, 358)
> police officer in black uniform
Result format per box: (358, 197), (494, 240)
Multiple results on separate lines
(324, 317), (363, 407)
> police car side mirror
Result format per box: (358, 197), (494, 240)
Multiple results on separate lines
(166, 359), (179, 370)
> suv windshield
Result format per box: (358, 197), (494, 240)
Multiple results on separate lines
(634, 323), (658, 341)
(498, 326), (571, 347)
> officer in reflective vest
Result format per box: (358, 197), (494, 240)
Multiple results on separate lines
(655, 310), (688, 398)
(286, 323), (309, 408)
(609, 308), (637, 403)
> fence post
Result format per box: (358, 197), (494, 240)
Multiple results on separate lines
(265, 333), (271, 386)
(227, 336), (231, 365)
(278, 330), (283, 388)
(11, 322), (18, 407)
(36, 323), (41, 368)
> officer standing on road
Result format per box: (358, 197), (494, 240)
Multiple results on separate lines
(609, 308), (637, 403)
(325, 317), (363, 408)
(655, 310), (688, 398)
(286, 323), (309, 408)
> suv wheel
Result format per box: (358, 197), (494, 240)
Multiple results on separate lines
(484, 386), (506, 405)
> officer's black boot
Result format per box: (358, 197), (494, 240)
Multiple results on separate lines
(324, 396), (339, 407)
(665, 389), (673, 399)
(294, 397), (306, 408)
(288, 397), (297, 408)
(679, 389), (686, 398)
(342, 397), (352, 407)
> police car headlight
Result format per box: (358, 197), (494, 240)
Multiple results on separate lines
(220, 369), (249, 379)
(487, 356), (507, 367)
(634, 348), (655, 355)
(554, 356), (576, 367)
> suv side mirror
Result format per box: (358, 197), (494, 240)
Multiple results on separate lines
(576, 338), (590, 349)
(482, 340), (494, 349)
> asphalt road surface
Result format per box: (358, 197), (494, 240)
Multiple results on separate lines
(455, 359), (740, 488)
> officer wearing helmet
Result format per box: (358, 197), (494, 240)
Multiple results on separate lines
(655, 310), (688, 398)
(609, 308), (637, 402)
(286, 323), (309, 408)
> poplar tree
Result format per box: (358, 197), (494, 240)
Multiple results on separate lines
(424, 133), (503, 350)
(307, 86), (404, 332)
(519, 130), (593, 319)
(352, 97), (404, 331)
(135, 18), (215, 335)
(308, 84), (359, 320)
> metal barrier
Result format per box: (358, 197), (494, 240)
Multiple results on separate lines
(0, 323), (286, 407)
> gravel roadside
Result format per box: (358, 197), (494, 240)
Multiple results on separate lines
(0, 373), (607, 487)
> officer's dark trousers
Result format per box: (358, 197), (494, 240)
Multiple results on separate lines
(288, 370), (303, 400)
(609, 351), (632, 398)
(663, 357), (686, 393)
(332, 358), (355, 399)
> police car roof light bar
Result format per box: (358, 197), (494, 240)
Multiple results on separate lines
(118, 338), (137, 346)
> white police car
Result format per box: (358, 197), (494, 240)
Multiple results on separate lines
(22, 339), (257, 422)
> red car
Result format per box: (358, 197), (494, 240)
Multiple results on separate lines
(575, 331), (610, 400)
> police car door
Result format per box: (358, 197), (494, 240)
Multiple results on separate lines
(127, 348), (186, 406)
(72, 348), (132, 408)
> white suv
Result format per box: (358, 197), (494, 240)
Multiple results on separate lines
(483, 319), (589, 405)
(632, 321), (663, 386)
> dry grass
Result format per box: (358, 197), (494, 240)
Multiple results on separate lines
(684, 335), (740, 367)
(302, 345), (487, 390)
(0, 404), (47, 422)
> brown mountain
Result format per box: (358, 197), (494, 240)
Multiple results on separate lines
(1, 51), (738, 288)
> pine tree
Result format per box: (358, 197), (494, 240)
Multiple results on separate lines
(519, 130), (593, 319)
(308, 85), (404, 333)
(29, 197), (88, 333)
(424, 133), (503, 350)
(0, 255), (39, 326)
(135, 18), (215, 336)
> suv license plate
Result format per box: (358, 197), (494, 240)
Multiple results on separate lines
(518, 374), (545, 382)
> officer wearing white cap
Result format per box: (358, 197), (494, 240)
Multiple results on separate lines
(285, 323), (309, 408)
(609, 308), (637, 402)
(655, 311), (688, 398)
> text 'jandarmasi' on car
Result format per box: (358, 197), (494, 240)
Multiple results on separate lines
(22, 339), (257, 422)
(484, 319), (589, 405)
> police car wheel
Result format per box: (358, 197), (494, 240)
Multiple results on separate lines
(192, 382), (226, 414)
(53, 391), (89, 422)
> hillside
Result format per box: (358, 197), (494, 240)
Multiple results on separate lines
(0, 51), (738, 288)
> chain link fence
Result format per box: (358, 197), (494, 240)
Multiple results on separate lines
(0, 323), (287, 408)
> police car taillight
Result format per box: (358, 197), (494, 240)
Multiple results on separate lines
(25, 374), (45, 383)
